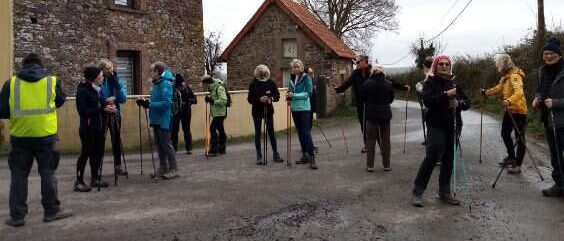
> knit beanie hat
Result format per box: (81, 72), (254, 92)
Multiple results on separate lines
(83, 66), (101, 82)
(175, 73), (185, 86)
(543, 37), (562, 56)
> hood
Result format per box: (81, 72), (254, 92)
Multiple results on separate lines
(17, 64), (46, 82)
(506, 67), (525, 79)
(161, 70), (175, 82)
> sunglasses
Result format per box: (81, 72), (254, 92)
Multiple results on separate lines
(437, 62), (451, 67)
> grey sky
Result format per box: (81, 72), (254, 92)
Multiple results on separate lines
(203, 0), (564, 67)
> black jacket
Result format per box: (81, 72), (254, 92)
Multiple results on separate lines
(359, 73), (409, 121)
(336, 67), (372, 105)
(76, 82), (103, 131)
(422, 75), (470, 129)
(536, 60), (564, 127)
(0, 64), (66, 119)
(175, 84), (197, 113)
(247, 78), (280, 117)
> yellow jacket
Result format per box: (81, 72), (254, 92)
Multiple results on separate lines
(485, 68), (527, 115)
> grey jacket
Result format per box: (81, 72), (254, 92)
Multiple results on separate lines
(536, 65), (564, 127)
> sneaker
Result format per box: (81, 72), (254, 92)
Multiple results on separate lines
(5, 219), (25, 227)
(296, 153), (309, 164)
(44, 209), (73, 222)
(366, 167), (375, 172)
(273, 153), (284, 163)
(115, 166), (127, 176)
(507, 165), (521, 174)
(73, 181), (92, 192)
(361, 146), (367, 153)
(498, 157), (516, 167)
(170, 170), (180, 178)
(412, 194), (424, 207)
(542, 185), (564, 197)
(383, 167), (392, 172)
(91, 179), (109, 188)
(438, 193), (461, 205)
(162, 172), (177, 180)
(186, 150), (193, 155)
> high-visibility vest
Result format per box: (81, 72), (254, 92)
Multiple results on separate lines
(8, 76), (58, 137)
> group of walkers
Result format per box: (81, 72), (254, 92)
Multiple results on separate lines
(3, 36), (564, 227)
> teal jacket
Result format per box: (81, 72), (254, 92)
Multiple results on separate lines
(149, 71), (174, 129)
(287, 74), (312, 112)
(209, 78), (228, 117)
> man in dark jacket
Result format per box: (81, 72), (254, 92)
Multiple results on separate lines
(1, 53), (71, 227)
(533, 37), (564, 197)
(335, 55), (371, 153)
(360, 65), (409, 172)
(171, 73), (197, 154)
(412, 54), (471, 208)
(247, 65), (283, 164)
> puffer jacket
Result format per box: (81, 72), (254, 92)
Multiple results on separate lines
(76, 82), (103, 131)
(423, 75), (471, 129)
(287, 73), (312, 112)
(100, 71), (127, 114)
(538, 62), (564, 127)
(209, 78), (228, 117)
(149, 73), (173, 130)
(485, 68), (527, 115)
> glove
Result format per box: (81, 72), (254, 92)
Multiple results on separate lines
(204, 96), (214, 104)
(136, 99), (150, 108)
(136, 99), (145, 107)
(480, 88), (486, 96)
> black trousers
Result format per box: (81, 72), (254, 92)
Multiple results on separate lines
(9, 136), (61, 220)
(210, 116), (226, 152)
(103, 114), (123, 167)
(501, 112), (527, 166)
(76, 129), (105, 183)
(253, 114), (278, 157)
(171, 109), (193, 152)
(544, 121), (564, 187)
(413, 125), (456, 196)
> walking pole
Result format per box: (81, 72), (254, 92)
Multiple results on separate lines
(479, 86), (485, 164)
(452, 103), (458, 197)
(204, 101), (210, 158)
(98, 118), (109, 191)
(144, 108), (158, 180)
(363, 102), (367, 150)
(138, 105), (143, 175)
(338, 93), (349, 154)
(263, 104), (268, 166)
(403, 90), (409, 154)
(315, 121), (332, 148)
(550, 110), (564, 187)
(507, 108), (544, 180)
(117, 117), (128, 179)
(286, 98), (293, 167)
(417, 93), (428, 144)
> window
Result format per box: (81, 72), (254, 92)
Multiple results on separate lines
(282, 68), (292, 87)
(116, 51), (140, 95)
(114, 0), (134, 8)
(282, 39), (298, 58)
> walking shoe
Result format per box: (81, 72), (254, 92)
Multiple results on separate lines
(314, 146), (319, 154)
(542, 185), (564, 197)
(438, 193), (461, 205)
(5, 219), (25, 227)
(44, 209), (73, 222)
(272, 153), (284, 163)
(507, 165), (521, 174)
(412, 194), (424, 207)
(186, 150), (193, 155)
(498, 157), (516, 167)
(74, 181), (92, 192)
(91, 179), (109, 188)
(366, 167), (375, 172)
(115, 166), (127, 176)
(361, 146), (367, 153)
(309, 155), (318, 170)
(219, 145), (226, 155)
(162, 172), (178, 180)
(383, 167), (392, 172)
(207, 150), (219, 157)
(296, 153), (309, 164)
(256, 154), (264, 165)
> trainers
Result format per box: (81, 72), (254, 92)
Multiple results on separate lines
(273, 153), (284, 163)
(74, 181), (92, 192)
(186, 150), (193, 155)
(507, 165), (521, 174)
(91, 179), (109, 188)
(5, 219), (25, 227)
(542, 185), (564, 197)
(383, 167), (392, 172)
(412, 194), (424, 207)
(296, 153), (309, 164)
(498, 157), (516, 167)
(162, 172), (178, 180)
(361, 146), (367, 153)
(366, 167), (375, 172)
(438, 193), (461, 205)
(44, 209), (73, 222)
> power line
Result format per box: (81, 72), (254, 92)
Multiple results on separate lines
(432, 0), (463, 30)
(382, 0), (474, 66)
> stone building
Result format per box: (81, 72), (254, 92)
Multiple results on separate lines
(219, 0), (355, 116)
(13, 0), (204, 95)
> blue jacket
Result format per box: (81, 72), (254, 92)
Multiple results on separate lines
(100, 71), (127, 114)
(149, 72), (174, 130)
(287, 73), (312, 112)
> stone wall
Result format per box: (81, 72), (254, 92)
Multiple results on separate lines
(225, 4), (352, 115)
(14, 0), (204, 95)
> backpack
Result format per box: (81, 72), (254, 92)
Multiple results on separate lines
(172, 88), (183, 115)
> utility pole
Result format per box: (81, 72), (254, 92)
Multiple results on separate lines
(537, 0), (546, 57)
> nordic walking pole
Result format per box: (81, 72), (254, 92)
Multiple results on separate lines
(138, 105), (143, 175)
(550, 110), (564, 187)
(338, 93), (349, 154)
(315, 121), (332, 148)
(286, 97), (293, 167)
(506, 108), (544, 180)
(403, 89), (409, 154)
(98, 119), (109, 191)
(117, 116), (128, 179)
(143, 107), (158, 180)
(417, 93), (428, 144)
(479, 86), (485, 164)
(204, 101), (210, 158)
(492, 140), (520, 188)
(263, 104), (268, 166)
(452, 102), (458, 197)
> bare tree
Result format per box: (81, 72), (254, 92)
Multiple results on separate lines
(204, 31), (223, 76)
(298, 0), (399, 52)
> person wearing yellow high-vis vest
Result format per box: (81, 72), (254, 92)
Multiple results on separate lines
(2, 54), (71, 227)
